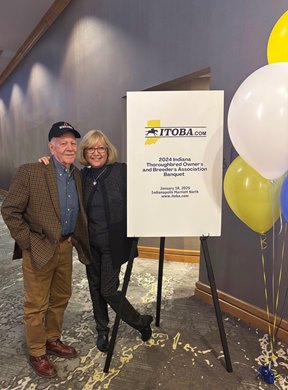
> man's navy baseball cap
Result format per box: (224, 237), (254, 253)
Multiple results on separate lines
(48, 121), (81, 141)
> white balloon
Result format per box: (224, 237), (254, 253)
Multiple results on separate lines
(228, 63), (288, 180)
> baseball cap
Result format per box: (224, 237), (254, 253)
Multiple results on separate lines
(48, 121), (81, 141)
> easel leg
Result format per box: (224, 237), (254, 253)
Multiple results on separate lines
(200, 236), (233, 373)
(104, 237), (139, 373)
(156, 237), (165, 327)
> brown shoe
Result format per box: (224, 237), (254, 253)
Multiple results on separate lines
(29, 355), (57, 378)
(46, 339), (77, 358)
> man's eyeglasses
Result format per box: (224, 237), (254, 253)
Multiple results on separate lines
(85, 146), (107, 154)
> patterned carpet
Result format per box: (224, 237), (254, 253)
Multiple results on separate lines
(1, 193), (288, 389)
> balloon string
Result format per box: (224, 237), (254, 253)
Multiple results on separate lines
(271, 189), (277, 351)
(271, 181), (279, 327)
(279, 212), (283, 235)
(272, 223), (286, 344)
(275, 223), (288, 339)
(270, 187), (282, 365)
(272, 207), (275, 323)
(260, 233), (274, 365)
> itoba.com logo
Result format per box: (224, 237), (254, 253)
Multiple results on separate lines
(145, 119), (207, 145)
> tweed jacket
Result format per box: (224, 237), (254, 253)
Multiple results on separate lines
(1, 162), (91, 270)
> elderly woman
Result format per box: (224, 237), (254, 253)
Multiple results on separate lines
(79, 130), (153, 352)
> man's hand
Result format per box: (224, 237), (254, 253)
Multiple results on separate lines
(38, 156), (50, 165)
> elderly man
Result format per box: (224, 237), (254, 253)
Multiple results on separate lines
(1, 122), (91, 378)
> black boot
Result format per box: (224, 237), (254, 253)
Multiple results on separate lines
(96, 334), (109, 352)
(140, 315), (153, 341)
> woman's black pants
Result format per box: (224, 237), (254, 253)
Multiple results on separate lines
(86, 233), (146, 335)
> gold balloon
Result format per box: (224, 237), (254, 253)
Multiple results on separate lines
(224, 157), (282, 234)
(267, 11), (288, 63)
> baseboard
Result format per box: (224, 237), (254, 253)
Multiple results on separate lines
(138, 245), (200, 263)
(195, 281), (288, 342)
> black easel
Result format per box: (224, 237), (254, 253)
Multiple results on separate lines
(156, 237), (165, 326)
(104, 235), (232, 373)
(104, 237), (139, 373)
(155, 235), (233, 373)
(200, 236), (232, 372)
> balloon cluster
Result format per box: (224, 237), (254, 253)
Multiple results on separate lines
(225, 11), (288, 234)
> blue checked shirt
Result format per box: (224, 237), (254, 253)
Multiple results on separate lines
(52, 156), (79, 235)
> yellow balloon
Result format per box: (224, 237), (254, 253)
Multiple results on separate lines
(224, 157), (282, 234)
(267, 11), (288, 63)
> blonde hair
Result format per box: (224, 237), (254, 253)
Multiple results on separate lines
(78, 129), (117, 166)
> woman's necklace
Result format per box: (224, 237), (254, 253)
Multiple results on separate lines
(92, 167), (107, 186)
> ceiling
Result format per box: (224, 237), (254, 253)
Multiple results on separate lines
(0, 0), (55, 77)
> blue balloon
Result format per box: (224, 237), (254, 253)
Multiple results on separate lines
(281, 176), (288, 222)
(257, 365), (274, 384)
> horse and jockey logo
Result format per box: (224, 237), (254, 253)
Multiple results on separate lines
(146, 128), (158, 137)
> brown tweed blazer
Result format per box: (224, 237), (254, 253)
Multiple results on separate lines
(1, 162), (91, 270)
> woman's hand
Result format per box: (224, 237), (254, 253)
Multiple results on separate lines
(38, 156), (50, 165)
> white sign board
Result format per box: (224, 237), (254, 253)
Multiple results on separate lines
(127, 91), (224, 237)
